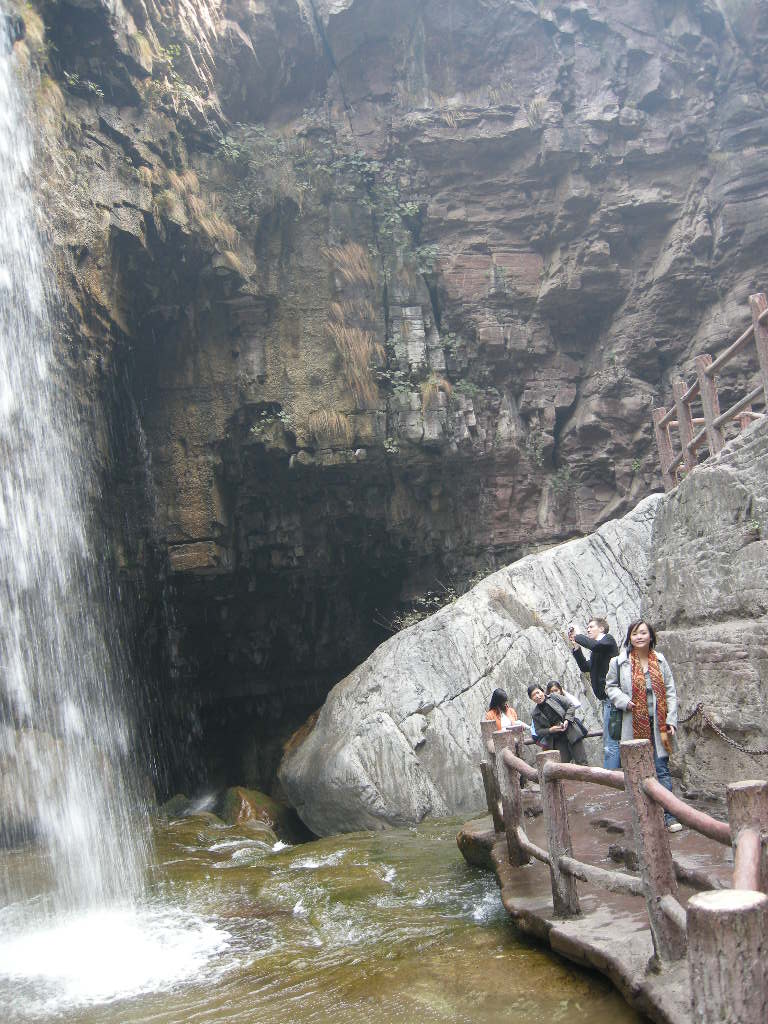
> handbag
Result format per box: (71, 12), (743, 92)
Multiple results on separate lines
(608, 705), (623, 741)
(566, 717), (588, 745)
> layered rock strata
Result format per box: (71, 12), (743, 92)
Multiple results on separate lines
(10, 0), (768, 788)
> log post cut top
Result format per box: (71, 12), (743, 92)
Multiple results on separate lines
(536, 749), (580, 918)
(687, 889), (768, 1024)
(620, 739), (686, 962)
(727, 779), (768, 893)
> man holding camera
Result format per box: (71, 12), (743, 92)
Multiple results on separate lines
(568, 618), (619, 769)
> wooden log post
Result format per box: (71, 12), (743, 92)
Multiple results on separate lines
(688, 890), (768, 1024)
(673, 379), (697, 473)
(749, 292), (768, 402)
(493, 725), (530, 866)
(727, 779), (768, 892)
(536, 750), (580, 917)
(480, 719), (504, 832)
(695, 353), (725, 456)
(620, 740), (686, 962)
(652, 408), (676, 492)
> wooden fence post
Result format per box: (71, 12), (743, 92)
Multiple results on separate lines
(695, 353), (725, 456)
(620, 740), (686, 962)
(480, 719), (504, 832)
(652, 408), (676, 491)
(673, 379), (697, 472)
(749, 292), (768, 402)
(493, 726), (530, 866)
(688, 889), (768, 1024)
(727, 779), (768, 892)
(536, 750), (580, 917)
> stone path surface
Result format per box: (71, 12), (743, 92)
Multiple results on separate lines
(458, 782), (733, 1024)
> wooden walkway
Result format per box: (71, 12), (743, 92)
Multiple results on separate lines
(458, 723), (767, 1024)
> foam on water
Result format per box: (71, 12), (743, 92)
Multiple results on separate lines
(0, 905), (233, 1017)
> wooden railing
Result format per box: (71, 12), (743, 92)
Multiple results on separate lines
(479, 720), (768, 1023)
(653, 292), (768, 491)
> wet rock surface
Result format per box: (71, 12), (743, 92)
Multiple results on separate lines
(12, 0), (768, 791)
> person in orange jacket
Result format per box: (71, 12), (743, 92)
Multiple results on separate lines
(484, 688), (518, 730)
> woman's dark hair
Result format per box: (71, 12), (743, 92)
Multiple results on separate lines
(624, 620), (657, 650)
(545, 680), (562, 694)
(489, 688), (509, 711)
(526, 683), (540, 699)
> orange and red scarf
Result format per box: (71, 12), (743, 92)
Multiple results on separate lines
(630, 649), (669, 748)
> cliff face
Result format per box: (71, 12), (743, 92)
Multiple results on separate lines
(13, 0), (768, 789)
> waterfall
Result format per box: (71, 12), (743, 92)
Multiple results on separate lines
(0, 9), (148, 914)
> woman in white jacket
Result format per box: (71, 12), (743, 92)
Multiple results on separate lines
(605, 620), (682, 833)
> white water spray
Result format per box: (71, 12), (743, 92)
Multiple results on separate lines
(0, 8), (148, 913)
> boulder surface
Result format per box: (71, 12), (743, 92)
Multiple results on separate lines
(279, 494), (661, 835)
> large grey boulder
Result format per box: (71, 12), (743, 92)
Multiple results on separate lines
(644, 417), (768, 798)
(279, 494), (662, 835)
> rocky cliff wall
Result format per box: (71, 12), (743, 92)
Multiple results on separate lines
(9, 0), (768, 790)
(645, 416), (768, 800)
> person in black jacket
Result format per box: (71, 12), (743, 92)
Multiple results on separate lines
(527, 684), (589, 765)
(568, 617), (619, 769)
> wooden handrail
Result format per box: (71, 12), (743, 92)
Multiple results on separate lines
(516, 825), (549, 864)
(712, 383), (765, 430)
(641, 777), (731, 845)
(705, 322), (755, 377)
(501, 746), (538, 783)
(687, 424), (709, 453)
(558, 854), (643, 896)
(653, 291), (768, 490)
(541, 760), (625, 791)
(524, 728), (602, 746)
(481, 722), (768, 1017)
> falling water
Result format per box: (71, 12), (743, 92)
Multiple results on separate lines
(0, 10), (148, 913)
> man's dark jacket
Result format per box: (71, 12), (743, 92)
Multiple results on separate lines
(572, 633), (619, 701)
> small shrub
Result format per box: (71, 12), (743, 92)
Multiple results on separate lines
(153, 189), (185, 221)
(420, 375), (452, 412)
(525, 426), (546, 467)
(525, 96), (546, 127)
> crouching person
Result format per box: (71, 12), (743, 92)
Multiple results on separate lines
(527, 683), (589, 765)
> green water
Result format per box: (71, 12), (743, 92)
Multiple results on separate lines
(1, 815), (644, 1023)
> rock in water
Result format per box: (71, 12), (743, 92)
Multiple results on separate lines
(279, 495), (662, 835)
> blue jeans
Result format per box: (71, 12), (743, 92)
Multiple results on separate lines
(603, 701), (621, 770)
(650, 730), (676, 826)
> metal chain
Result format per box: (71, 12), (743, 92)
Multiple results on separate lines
(678, 702), (768, 756)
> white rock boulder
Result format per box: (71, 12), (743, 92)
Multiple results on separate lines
(279, 494), (663, 835)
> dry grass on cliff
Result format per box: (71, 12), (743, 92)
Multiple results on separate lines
(167, 169), (200, 196)
(325, 243), (374, 287)
(327, 321), (384, 409)
(308, 410), (354, 448)
(420, 375), (452, 412)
